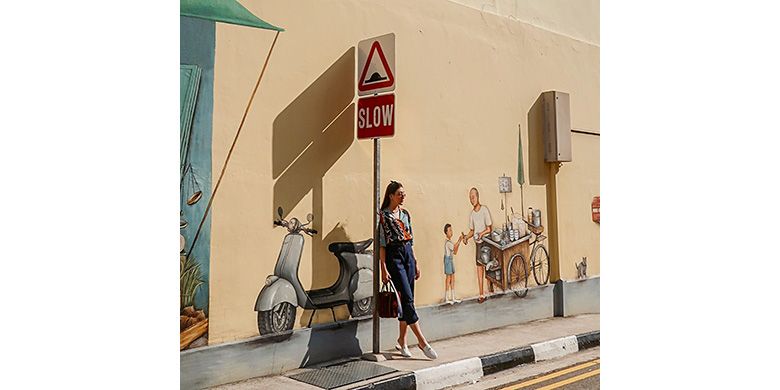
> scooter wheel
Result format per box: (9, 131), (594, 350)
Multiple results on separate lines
(258, 302), (295, 341)
(348, 297), (374, 318)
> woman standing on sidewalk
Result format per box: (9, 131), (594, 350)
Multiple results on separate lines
(378, 180), (438, 360)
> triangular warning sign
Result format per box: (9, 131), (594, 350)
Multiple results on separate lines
(358, 41), (395, 92)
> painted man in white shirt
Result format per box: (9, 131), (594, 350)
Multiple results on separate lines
(462, 187), (493, 303)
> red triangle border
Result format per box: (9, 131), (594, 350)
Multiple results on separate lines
(358, 41), (395, 92)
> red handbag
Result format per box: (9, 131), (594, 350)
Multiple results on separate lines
(378, 281), (400, 318)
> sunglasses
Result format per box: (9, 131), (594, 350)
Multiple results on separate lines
(390, 181), (406, 197)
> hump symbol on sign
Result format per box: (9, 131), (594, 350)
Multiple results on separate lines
(365, 72), (388, 84)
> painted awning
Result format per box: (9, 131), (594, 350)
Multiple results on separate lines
(181, 0), (284, 31)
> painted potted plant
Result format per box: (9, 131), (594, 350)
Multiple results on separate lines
(180, 252), (208, 350)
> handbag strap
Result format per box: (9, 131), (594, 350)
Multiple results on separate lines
(388, 279), (397, 293)
(381, 280), (397, 293)
(388, 278), (403, 315)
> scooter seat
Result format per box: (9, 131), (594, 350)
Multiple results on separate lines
(306, 287), (349, 309)
(328, 238), (373, 254)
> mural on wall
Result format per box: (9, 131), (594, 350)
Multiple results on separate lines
(179, 70), (212, 349)
(254, 207), (375, 340)
(168, 21), (601, 380)
(268, 43), (358, 334)
(179, 15), (215, 351)
(576, 257), (588, 279)
(172, 21), (597, 353)
(442, 224), (463, 304)
(461, 187), (494, 303)
(454, 179), (551, 303)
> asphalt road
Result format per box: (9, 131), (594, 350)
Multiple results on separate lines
(452, 347), (600, 390)
(492, 358), (600, 390)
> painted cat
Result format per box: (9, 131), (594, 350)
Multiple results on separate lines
(575, 257), (588, 279)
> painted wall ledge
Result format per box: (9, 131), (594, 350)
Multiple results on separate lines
(180, 284), (554, 389)
(553, 276), (600, 317)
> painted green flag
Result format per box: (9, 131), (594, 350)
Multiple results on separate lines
(180, 65), (201, 177)
(518, 126), (525, 185)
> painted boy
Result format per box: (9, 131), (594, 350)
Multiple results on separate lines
(443, 224), (463, 304)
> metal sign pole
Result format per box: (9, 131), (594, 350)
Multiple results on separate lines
(358, 33), (394, 357)
(372, 138), (380, 354)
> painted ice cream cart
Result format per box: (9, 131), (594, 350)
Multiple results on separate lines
(481, 232), (532, 297)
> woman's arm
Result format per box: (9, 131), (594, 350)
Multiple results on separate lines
(380, 246), (389, 283)
(411, 246), (421, 280)
(378, 214), (390, 283)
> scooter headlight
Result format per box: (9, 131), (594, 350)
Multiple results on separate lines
(265, 275), (279, 286)
(288, 218), (300, 232)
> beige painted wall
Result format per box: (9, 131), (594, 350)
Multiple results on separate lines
(447, 0), (600, 45)
(208, 0), (599, 345)
(557, 133), (600, 280)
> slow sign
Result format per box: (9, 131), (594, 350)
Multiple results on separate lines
(357, 94), (394, 139)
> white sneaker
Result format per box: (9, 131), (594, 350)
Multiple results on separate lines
(420, 344), (438, 360)
(453, 297), (462, 304)
(395, 344), (412, 358)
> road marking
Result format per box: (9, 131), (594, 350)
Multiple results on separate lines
(501, 359), (600, 389)
(533, 368), (600, 390)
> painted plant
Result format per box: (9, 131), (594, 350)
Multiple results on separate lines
(179, 51), (213, 350)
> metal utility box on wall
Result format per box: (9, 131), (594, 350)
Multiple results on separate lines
(542, 91), (572, 162)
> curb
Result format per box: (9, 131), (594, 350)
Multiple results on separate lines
(350, 330), (599, 390)
(351, 372), (417, 390)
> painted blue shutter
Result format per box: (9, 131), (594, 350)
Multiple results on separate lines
(180, 64), (202, 177)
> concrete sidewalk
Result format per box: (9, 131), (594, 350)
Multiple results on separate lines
(211, 314), (599, 390)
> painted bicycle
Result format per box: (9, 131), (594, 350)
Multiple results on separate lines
(525, 221), (550, 286)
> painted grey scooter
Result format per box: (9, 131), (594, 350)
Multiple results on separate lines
(255, 207), (374, 340)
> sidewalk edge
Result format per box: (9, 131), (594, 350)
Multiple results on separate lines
(576, 330), (600, 350)
(349, 372), (416, 390)
(357, 330), (599, 390)
(330, 330), (600, 390)
(480, 346), (535, 376)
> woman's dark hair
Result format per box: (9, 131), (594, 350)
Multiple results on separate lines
(444, 223), (452, 234)
(380, 180), (403, 210)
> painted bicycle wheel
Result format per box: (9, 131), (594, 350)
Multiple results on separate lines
(532, 245), (550, 285)
(507, 253), (528, 298)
